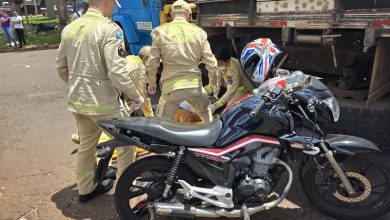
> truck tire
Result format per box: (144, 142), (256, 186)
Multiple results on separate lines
(323, 99), (390, 152)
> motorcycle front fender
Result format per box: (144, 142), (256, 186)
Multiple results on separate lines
(299, 134), (383, 182)
(325, 134), (383, 155)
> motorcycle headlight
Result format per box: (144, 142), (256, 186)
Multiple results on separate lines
(323, 96), (340, 122)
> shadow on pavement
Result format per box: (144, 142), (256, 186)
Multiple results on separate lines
(51, 183), (119, 220)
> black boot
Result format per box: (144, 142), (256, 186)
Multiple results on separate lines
(104, 166), (117, 180)
(79, 179), (113, 203)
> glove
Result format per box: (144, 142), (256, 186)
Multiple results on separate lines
(209, 104), (217, 114)
(133, 96), (145, 107)
(148, 84), (156, 95)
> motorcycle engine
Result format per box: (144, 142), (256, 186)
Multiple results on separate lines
(237, 147), (280, 201)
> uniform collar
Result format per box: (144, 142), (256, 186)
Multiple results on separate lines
(173, 16), (189, 22)
(86, 8), (104, 17)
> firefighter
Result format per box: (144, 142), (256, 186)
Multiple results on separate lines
(209, 48), (255, 113)
(124, 46), (154, 117)
(146, 0), (218, 123)
(55, 0), (144, 203)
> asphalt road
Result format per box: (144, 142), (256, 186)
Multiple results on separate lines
(0, 49), (388, 220)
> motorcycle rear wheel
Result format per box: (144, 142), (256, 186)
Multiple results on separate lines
(114, 155), (196, 220)
(302, 153), (390, 220)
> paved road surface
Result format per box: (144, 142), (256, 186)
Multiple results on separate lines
(0, 49), (388, 220)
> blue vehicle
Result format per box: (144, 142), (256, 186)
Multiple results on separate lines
(112, 0), (165, 54)
(112, 0), (196, 54)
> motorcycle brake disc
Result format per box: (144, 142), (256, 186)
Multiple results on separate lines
(333, 172), (372, 203)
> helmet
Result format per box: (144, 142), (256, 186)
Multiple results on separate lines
(240, 38), (282, 84)
(171, 0), (192, 14)
(138, 46), (151, 57)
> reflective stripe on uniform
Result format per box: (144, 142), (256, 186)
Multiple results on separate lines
(161, 76), (201, 94)
(159, 96), (166, 106)
(98, 133), (112, 144)
(63, 13), (110, 41)
(77, 170), (95, 177)
(68, 100), (117, 113)
(127, 55), (143, 64)
(161, 21), (196, 43)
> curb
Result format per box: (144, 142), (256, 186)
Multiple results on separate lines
(0, 44), (59, 53)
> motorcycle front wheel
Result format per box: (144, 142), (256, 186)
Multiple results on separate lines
(302, 153), (390, 220)
(114, 155), (196, 220)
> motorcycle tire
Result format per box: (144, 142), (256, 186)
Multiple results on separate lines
(302, 153), (390, 220)
(114, 155), (197, 220)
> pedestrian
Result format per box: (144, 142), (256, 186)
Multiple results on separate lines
(72, 0), (89, 21)
(124, 46), (154, 117)
(209, 48), (255, 113)
(146, 0), (218, 123)
(0, 9), (17, 48)
(11, 11), (26, 48)
(55, 0), (144, 203)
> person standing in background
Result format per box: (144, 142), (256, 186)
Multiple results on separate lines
(0, 9), (17, 48)
(12, 11), (26, 48)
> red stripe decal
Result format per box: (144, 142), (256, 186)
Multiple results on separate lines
(271, 21), (287, 28)
(372, 19), (390, 29)
(211, 21), (223, 27)
(189, 135), (279, 157)
(222, 93), (253, 114)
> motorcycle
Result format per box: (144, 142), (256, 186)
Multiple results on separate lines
(96, 71), (390, 220)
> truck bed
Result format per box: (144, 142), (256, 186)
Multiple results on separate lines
(197, 0), (390, 32)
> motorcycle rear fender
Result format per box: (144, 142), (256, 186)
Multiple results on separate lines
(325, 134), (383, 155)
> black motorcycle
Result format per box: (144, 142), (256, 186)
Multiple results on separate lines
(96, 72), (390, 220)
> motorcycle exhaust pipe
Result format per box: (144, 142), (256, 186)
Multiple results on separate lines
(155, 159), (293, 218)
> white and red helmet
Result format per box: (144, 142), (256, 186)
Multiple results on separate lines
(240, 38), (282, 84)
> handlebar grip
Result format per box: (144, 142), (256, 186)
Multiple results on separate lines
(250, 98), (266, 117)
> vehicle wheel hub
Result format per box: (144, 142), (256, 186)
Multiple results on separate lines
(333, 172), (371, 203)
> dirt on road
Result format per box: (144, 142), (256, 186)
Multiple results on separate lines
(0, 49), (388, 220)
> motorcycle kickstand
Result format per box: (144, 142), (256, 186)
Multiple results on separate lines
(241, 204), (250, 220)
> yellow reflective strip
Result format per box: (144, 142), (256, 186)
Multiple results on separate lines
(163, 22), (196, 43)
(68, 100), (116, 107)
(162, 77), (200, 91)
(159, 97), (166, 106)
(127, 55), (143, 64)
(82, 13), (110, 23)
(68, 105), (117, 113)
(68, 101), (117, 112)
(64, 22), (99, 41)
(163, 77), (200, 87)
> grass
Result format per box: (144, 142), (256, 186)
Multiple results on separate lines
(0, 15), (66, 50)
(23, 16), (60, 25)
(0, 28), (61, 50)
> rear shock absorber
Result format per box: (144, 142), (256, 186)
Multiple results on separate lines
(163, 146), (186, 198)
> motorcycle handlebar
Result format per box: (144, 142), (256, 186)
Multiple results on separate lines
(250, 86), (284, 117)
(250, 97), (266, 117)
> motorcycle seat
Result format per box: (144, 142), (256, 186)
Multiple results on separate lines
(114, 117), (222, 147)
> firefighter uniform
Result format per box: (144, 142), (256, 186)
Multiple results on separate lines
(125, 49), (154, 117)
(213, 57), (254, 110)
(56, 9), (141, 195)
(146, 0), (218, 123)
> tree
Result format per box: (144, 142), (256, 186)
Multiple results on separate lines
(57, 0), (68, 28)
(8, 0), (22, 14)
(44, 0), (56, 19)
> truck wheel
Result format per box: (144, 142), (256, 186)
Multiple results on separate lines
(323, 99), (390, 152)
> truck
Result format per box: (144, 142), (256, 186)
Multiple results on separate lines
(113, 0), (390, 149)
(0, 2), (12, 13)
